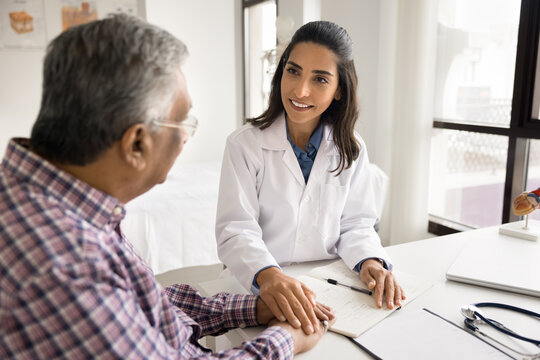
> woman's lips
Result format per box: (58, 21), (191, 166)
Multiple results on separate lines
(289, 99), (313, 111)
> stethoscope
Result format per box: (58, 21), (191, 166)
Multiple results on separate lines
(461, 302), (540, 358)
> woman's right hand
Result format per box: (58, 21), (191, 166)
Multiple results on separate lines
(256, 267), (333, 334)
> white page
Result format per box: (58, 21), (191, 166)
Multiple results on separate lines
(308, 259), (429, 296)
(308, 259), (367, 286)
(297, 275), (392, 337)
(297, 260), (433, 337)
(353, 308), (512, 359)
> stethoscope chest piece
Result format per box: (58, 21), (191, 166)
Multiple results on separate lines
(461, 304), (485, 331)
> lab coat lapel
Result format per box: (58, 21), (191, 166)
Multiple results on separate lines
(308, 124), (334, 185)
(282, 147), (306, 186)
(260, 113), (306, 187)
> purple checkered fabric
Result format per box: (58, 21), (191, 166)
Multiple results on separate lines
(0, 139), (294, 359)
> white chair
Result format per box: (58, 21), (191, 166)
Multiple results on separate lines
(369, 163), (389, 232)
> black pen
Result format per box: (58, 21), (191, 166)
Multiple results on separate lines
(325, 278), (372, 296)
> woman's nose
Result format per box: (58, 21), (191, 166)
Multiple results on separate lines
(294, 78), (310, 98)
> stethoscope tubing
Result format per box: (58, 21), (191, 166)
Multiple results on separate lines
(464, 302), (540, 346)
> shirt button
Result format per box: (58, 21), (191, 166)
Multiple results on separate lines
(113, 206), (123, 216)
(239, 323), (246, 328)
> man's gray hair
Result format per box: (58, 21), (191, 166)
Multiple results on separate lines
(30, 13), (188, 165)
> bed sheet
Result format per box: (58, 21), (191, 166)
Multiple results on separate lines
(122, 161), (222, 274)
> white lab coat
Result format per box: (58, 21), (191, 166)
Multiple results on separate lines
(215, 113), (391, 291)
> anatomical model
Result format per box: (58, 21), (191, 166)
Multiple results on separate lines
(512, 188), (540, 216)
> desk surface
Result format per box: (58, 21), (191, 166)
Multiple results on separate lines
(197, 223), (540, 359)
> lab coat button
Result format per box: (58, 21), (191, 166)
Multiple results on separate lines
(304, 196), (310, 202)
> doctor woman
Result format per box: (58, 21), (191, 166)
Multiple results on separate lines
(216, 21), (405, 335)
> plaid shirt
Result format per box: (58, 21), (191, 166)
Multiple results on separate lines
(0, 139), (294, 359)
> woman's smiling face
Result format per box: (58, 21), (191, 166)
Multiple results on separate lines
(280, 42), (341, 128)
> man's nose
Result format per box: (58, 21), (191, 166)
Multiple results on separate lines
(180, 128), (189, 145)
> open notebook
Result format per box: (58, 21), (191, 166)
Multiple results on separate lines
(297, 260), (432, 338)
(446, 234), (540, 297)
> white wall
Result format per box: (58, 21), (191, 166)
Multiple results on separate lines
(320, 0), (380, 158)
(0, 1), (62, 157)
(145, 0), (239, 163)
(0, 0), (240, 164)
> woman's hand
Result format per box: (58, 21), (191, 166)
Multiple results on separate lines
(256, 267), (333, 334)
(359, 259), (406, 309)
(257, 298), (335, 325)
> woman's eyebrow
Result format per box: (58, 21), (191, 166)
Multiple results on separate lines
(313, 69), (334, 76)
(287, 60), (334, 77)
(287, 60), (303, 70)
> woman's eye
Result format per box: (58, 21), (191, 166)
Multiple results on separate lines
(316, 76), (328, 84)
(286, 67), (298, 75)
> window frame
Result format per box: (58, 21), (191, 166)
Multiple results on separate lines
(429, 0), (540, 234)
(241, 0), (278, 121)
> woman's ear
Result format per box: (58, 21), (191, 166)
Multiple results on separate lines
(334, 87), (342, 101)
(120, 124), (151, 171)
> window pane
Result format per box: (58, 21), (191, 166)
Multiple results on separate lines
(534, 36), (540, 120)
(434, 0), (521, 127)
(244, 1), (276, 119)
(526, 139), (540, 220)
(429, 129), (508, 228)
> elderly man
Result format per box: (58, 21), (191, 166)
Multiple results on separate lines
(0, 14), (333, 359)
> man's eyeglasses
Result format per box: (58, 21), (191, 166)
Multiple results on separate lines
(153, 114), (198, 138)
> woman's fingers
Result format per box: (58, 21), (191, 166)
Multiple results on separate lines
(302, 284), (317, 307)
(383, 273), (396, 309)
(359, 259), (406, 309)
(260, 292), (286, 322)
(259, 272), (319, 334)
(314, 302), (335, 321)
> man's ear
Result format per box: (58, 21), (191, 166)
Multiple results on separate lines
(120, 124), (152, 171)
(334, 87), (342, 101)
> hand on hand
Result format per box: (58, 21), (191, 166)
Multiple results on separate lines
(256, 267), (334, 334)
(268, 314), (336, 355)
(359, 259), (406, 309)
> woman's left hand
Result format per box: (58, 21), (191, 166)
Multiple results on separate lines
(359, 259), (406, 309)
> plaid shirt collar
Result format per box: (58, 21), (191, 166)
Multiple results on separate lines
(2, 138), (125, 228)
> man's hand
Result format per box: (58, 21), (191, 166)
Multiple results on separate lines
(359, 259), (406, 309)
(257, 267), (331, 334)
(268, 315), (336, 355)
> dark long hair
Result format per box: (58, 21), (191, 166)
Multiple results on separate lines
(247, 20), (359, 175)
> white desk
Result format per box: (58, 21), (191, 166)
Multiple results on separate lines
(197, 224), (540, 359)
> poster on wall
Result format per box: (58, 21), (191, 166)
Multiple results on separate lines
(60, 0), (140, 31)
(0, 0), (47, 49)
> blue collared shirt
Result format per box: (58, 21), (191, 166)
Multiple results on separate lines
(286, 120), (324, 184)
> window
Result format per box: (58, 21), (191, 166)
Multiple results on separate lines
(429, 0), (540, 234)
(242, 0), (277, 119)
(526, 139), (540, 221)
